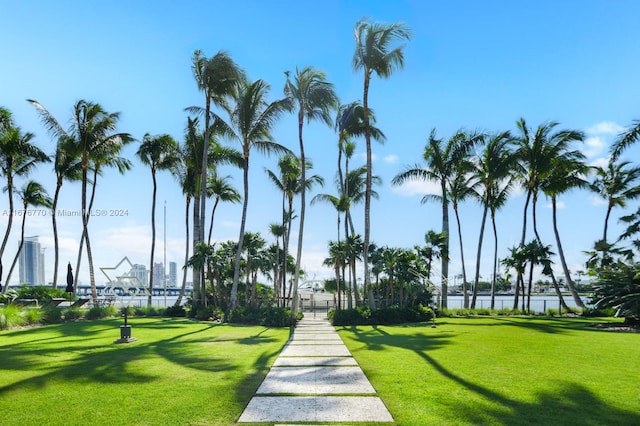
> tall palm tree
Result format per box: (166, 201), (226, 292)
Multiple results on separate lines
(206, 171), (241, 245)
(137, 133), (180, 307)
(28, 99), (132, 303)
(4, 181), (52, 287)
(353, 18), (411, 307)
(0, 113), (50, 272)
(284, 66), (338, 316)
(591, 160), (640, 246)
(172, 118), (200, 306)
(268, 223), (285, 304)
(229, 79), (291, 310)
(540, 150), (589, 308)
(392, 129), (480, 307)
(470, 131), (515, 308)
(49, 136), (81, 288)
(189, 50), (245, 247)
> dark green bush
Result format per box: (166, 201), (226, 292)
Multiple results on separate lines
(329, 305), (434, 326)
(165, 305), (186, 317)
(193, 305), (224, 321)
(86, 306), (117, 319)
(15, 285), (70, 302)
(41, 307), (64, 324)
(228, 306), (294, 327)
(63, 307), (85, 320)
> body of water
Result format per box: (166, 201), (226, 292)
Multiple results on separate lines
(444, 294), (591, 313)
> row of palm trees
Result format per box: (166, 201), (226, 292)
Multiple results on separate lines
(390, 119), (640, 310)
(3, 16), (639, 315)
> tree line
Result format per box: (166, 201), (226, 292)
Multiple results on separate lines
(1, 17), (639, 321)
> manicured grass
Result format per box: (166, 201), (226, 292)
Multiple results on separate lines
(338, 317), (640, 425)
(0, 318), (290, 426)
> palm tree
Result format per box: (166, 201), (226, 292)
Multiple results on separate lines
(137, 133), (180, 307)
(611, 119), (640, 161)
(4, 181), (52, 287)
(28, 99), (133, 303)
(207, 171), (241, 245)
(268, 223), (285, 305)
(591, 160), (640, 247)
(284, 66), (338, 316)
(49, 136), (81, 288)
(540, 151), (589, 308)
(353, 18), (411, 307)
(0, 113), (50, 274)
(324, 240), (348, 309)
(392, 129), (480, 307)
(189, 50), (245, 247)
(470, 131), (515, 309)
(229, 79), (291, 310)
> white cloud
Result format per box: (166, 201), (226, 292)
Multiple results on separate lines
(390, 180), (441, 197)
(384, 154), (399, 164)
(582, 136), (606, 159)
(586, 121), (624, 135)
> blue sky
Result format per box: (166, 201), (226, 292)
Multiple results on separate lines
(1, 0), (639, 286)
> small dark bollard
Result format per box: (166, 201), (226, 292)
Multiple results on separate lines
(114, 311), (137, 344)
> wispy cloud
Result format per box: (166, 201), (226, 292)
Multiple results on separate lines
(586, 121), (625, 135)
(582, 136), (606, 159)
(391, 180), (440, 197)
(384, 154), (399, 164)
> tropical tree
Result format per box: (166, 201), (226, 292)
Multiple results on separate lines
(229, 79), (291, 310)
(591, 160), (640, 248)
(611, 119), (640, 161)
(28, 99), (133, 302)
(207, 171), (241, 245)
(540, 150), (589, 308)
(392, 129), (480, 307)
(353, 18), (411, 308)
(284, 66), (338, 316)
(0, 110), (50, 278)
(49, 136), (81, 288)
(324, 240), (348, 309)
(470, 131), (515, 308)
(189, 50), (245, 245)
(137, 133), (180, 307)
(4, 181), (52, 287)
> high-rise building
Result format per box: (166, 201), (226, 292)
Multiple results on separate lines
(19, 236), (45, 286)
(169, 262), (177, 287)
(153, 262), (165, 287)
(129, 264), (148, 287)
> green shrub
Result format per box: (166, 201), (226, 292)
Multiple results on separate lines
(193, 305), (224, 321)
(63, 307), (85, 320)
(86, 305), (117, 319)
(0, 305), (25, 330)
(15, 285), (70, 302)
(121, 306), (136, 317)
(41, 307), (64, 324)
(329, 305), (434, 326)
(165, 305), (186, 317)
(228, 306), (294, 327)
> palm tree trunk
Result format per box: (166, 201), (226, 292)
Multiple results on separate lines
(490, 211), (498, 310)
(362, 70), (373, 310)
(175, 196), (190, 306)
(552, 197), (584, 308)
(147, 170), (157, 308)
(514, 189), (532, 309)
(454, 206), (469, 309)
(207, 198), (221, 246)
(441, 184), (450, 309)
(292, 110), (306, 319)
(192, 194), (201, 302)
(51, 181), (62, 289)
(231, 153), (250, 310)
(4, 203), (27, 287)
(471, 204), (488, 309)
(0, 175), (16, 267)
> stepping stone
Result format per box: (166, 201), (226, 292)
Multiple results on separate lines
(280, 344), (351, 357)
(256, 366), (376, 394)
(273, 356), (358, 367)
(238, 396), (393, 423)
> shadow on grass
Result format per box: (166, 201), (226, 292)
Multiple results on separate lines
(346, 323), (640, 425)
(0, 319), (239, 396)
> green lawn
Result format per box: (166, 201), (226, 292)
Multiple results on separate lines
(338, 316), (640, 426)
(0, 318), (290, 426)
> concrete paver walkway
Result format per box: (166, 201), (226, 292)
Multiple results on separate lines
(238, 315), (393, 424)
